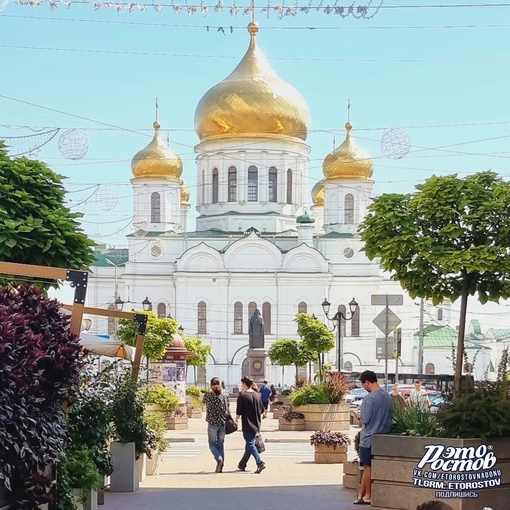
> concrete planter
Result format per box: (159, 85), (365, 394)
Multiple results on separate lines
(110, 441), (139, 493)
(146, 451), (161, 476)
(72, 489), (97, 510)
(343, 459), (363, 490)
(372, 435), (510, 510)
(278, 417), (305, 431)
(314, 443), (348, 464)
(138, 453), (147, 482)
(294, 403), (350, 431)
(166, 416), (188, 430)
(187, 409), (202, 419)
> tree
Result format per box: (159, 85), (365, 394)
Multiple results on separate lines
(268, 338), (312, 382)
(359, 171), (510, 392)
(183, 336), (211, 384)
(117, 311), (178, 361)
(295, 313), (335, 382)
(0, 142), (94, 287)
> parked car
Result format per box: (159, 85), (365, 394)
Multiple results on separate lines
(429, 395), (445, 413)
(344, 388), (368, 404)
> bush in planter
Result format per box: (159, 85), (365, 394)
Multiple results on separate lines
(281, 389), (292, 396)
(143, 412), (168, 454)
(188, 398), (203, 410)
(291, 372), (349, 406)
(392, 401), (441, 437)
(145, 386), (180, 411)
(0, 286), (83, 508)
(310, 430), (351, 449)
(186, 385), (202, 398)
(281, 409), (305, 422)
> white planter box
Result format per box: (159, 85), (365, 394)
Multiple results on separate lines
(72, 489), (97, 510)
(110, 442), (139, 493)
(146, 451), (161, 476)
(138, 453), (147, 482)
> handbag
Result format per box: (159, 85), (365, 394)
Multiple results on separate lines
(255, 432), (265, 453)
(225, 415), (238, 435)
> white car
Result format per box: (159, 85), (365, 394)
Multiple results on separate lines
(344, 388), (368, 404)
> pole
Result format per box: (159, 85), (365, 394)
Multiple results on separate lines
(114, 264), (118, 300)
(395, 329), (399, 384)
(384, 295), (389, 391)
(337, 315), (342, 372)
(418, 298), (425, 374)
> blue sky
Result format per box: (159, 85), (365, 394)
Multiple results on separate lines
(2, 1), (510, 247)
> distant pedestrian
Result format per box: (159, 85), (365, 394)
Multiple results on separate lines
(354, 370), (393, 505)
(391, 384), (405, 409)
(203, 377), (230, 473)
(409, 380), (430, 412)
(416, 501), (453, 510)
(236, 375), (266, 474)
(269, 384), (277, 402)
(260, 380), (272, 418)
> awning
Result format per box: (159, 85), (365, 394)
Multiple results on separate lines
(79, 332), (136, 361)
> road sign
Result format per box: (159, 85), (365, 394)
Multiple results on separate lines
(373, 308), (401, 336)
(376, 338), (392, 359)
(371, 294), (403, 306)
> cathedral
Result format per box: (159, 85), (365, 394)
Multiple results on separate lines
(88, 22), (495, 386)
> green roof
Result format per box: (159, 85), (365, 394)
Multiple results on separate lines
(488, 329), (510, 341)
(413, 324), (487, 349)
(321, 232), (354, 238)
(296, 212), (315, 224)
(92, 248), (129, 267)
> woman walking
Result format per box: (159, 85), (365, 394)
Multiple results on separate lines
(203, 377), (230, 473)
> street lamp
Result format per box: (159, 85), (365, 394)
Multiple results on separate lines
(321, 297), (358, 372)
(105, 258), (123, 301)
(114, 296), (124, 312)
(178, 325), (184, 334)
(142, 296), (152, 312)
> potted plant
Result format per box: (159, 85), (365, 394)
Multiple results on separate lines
(186, 385), (202, 403)
(187, 398), (203, 418)
(278, 409), (305, 431)
(143, 411), (168, 476)
(110, 370), (156, 492)
(371, 350), (510, 510)
(166, 409), (188, 430)
(310, 430), (351, 464)
(145, 386), (187, 430)
(291, 372), (350, 431)
(271, 400), (287, 419)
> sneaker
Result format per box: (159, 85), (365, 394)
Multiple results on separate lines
(237, 465), (246, 472)
(215, 460), (224, 473)
(255, 463), (266, 474)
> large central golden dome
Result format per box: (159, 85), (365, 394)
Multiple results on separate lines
(194, 23), (310, 142)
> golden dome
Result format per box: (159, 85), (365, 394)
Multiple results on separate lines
(194, 22), (310, 142)
(131, 121), (183, 180)
(180, 181), (190, 204)
(312, 179), (325, 206)
(323, 122), (373, 181)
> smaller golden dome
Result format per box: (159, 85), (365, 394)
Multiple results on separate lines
(323, 122), (373, 181)
(312, 179), (325, 206)
(131, 121), (183, 180)
(180, 181), (190, 204)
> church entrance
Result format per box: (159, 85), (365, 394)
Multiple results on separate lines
(241, 358), (249, 378)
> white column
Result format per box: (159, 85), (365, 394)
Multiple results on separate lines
(218, 153), (226, 203)
(239, 152), (247, 202)
(260, 151), (268, 202)
(279, 152), (287, 204)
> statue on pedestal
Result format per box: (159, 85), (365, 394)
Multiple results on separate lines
(249, 309), (265, 349)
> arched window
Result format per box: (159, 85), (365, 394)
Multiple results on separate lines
(298, 302), (307, 314)
(198, 301), (207, 334)
(338, 305), (346, 337)
(234, 301), (243, 334)
(425, 363), (435, 375)
(212, 168), (219, 204)
(248, 301), (257, 324)
(438, 308), (443, 321)
(151, 192), (161, 223)
(286, 169), (293, 204)
(268, 167), (277, 203)
(344, 361), (353, 372)
(228, 166), (237, 202)
(157, 303), (166, 318)
(262, 302), (271, 335)
(248, 166), (258, 202)
(351, 304), (360, 337)
(344, 193), (354, 224)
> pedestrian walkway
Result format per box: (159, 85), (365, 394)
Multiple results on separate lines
(103, 414), (362, 510)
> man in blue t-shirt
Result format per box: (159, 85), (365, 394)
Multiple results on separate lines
(259, 380), (272, 419)
(354, 370), (393, 506)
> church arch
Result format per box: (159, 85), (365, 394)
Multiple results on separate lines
(298, 301), (307, 314)
(268, 166), (277, 203)
(151, 192), (161, 223)
(157, 302), (166, 318)
(197, 301), (207, 334)
(228, 166), (237, 202)
(234, 301), (243, 334)
(344, 193), (354, 224)
(248, 165), (258, 202)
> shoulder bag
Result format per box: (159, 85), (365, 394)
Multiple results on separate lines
(224, 394), (238, 434)
(255, 432), (265, 453)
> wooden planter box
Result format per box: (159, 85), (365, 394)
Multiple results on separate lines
(279, 396), (292, 405)
(372, 435), (510, 510)
(294, 403), (350, 431)
(187, 409), (202, 419)
(145, 403), (166, 412)
(272, 408), (286, 420)
(278, 417), (305, 431)
(314, 443), (348, 464)
(166, 416), (188, 430)
(343, 459), (363, 490)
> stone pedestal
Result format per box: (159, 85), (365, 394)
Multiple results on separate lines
(246, 348), (268, 384)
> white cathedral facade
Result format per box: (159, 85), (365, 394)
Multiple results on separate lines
(87, 22), (497, 387)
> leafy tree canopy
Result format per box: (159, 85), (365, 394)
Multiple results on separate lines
(116, 311), (178, 361)
(268, 338), (313, 368)
(0, 142), (95, 286)
(295, 313), (335, 357)
(184, 336), (211, 368)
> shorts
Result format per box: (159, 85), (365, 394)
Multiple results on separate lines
(262, 400), (269, 410)
(359, 446), (372, 467)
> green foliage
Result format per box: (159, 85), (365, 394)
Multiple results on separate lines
(186, 385), (202, 397)
(188, 398), (203, 410)
(295, 314), (334, 381)
(310, 430), (351, 448)
(392, 402), (441, 437)
(0, 142), (94, 288)
(117, 311), (178, 361)
(291, 374), (348, 406)
(354, 431), (360, 454)
(61, 448), (102, 505)
(184, 336), (211, 368)
(268, 338), (313, 378)
(359, 171), (510, 390)
(143, 411), (168, 454)
(145, 386), (179, 411)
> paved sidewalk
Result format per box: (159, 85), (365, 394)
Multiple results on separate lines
(103, 415), (362, 510)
